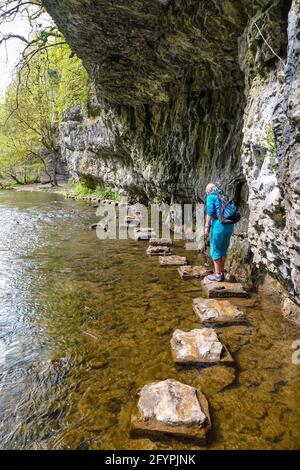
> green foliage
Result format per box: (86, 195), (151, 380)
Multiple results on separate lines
(259, 122), (277, 157)
(51, 44), (91, 118)
(256, 122), (278, 173)
(71, 182), (91, 196)
(254, 64), (269, 80)
(0, 38), (90, 184)
(69, 180), (121, 201)
(95, 187), (121, 201)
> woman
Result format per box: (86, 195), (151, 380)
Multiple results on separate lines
(204, 183), (234, 282)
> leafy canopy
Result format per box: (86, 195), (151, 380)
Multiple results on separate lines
(0, 38), (90, 184)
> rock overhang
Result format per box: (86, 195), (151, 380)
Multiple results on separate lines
(42, 0), (251, 106)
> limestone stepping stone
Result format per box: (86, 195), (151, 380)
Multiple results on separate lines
(90, 222), (108, 231)
(124, 216), (140, 225)
(136, 227), (155, 233)
(159, 255), (187, 267)
(202, 278), (249, 298)
(193, 298), (246, 324)
(130, 379), (211, 443)
(135, 233), (157, 241)
(147, 246), (172, 256)
(170, 328), (233, 364)
(149, 238), (173, 247)
(178, 265), (212, 280)
(135, 229), (157, 240)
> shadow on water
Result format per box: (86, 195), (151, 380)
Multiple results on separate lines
(0, 191), (299, 450)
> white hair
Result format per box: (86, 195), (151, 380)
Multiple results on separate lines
(205, 183), (217, 194)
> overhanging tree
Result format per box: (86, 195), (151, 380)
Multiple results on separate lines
(0, 0), (90, 186)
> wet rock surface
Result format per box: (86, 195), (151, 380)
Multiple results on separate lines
(170, 328), (233, 364)
(131, 379), (211, 442)
(193, 299), (246, 324)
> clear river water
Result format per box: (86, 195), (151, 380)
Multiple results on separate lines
(0, 191), (299, 450)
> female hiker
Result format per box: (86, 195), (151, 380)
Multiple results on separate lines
(204, 183), (239, 282)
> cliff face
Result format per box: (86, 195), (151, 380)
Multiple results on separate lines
(44, 0), (299, 307)
(47, 0), (253, 204)
(240, 1), (300, 305)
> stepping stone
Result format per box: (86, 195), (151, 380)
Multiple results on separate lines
(159, 255), (187, 267)
(193, 298), (246, 324)
(130, 379), (211, 443)
(178, 265), (212, 280)
(136, 227), (155, 233)
(149, 238), (173, 247)
(135, 229), (157, 240)
(170, 328), (233, 364)
(124, 216), (140, 225)
(90, 222), (108, 231)
(201, 278), (249, 298)
(147, 246), (172, 256)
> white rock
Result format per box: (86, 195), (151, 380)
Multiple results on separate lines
(138, 379), (206, 426)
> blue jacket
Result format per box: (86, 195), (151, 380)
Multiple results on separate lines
(206, 189), (222, 219)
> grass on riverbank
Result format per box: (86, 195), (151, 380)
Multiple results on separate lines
(68, 181), (121, 201)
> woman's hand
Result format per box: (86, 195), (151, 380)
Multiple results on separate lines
(204, 226), (210, 238)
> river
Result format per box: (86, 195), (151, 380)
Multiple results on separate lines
(0, 191), (299, 450)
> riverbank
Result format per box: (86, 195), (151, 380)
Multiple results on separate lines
(5, 182), (121, 206)
(12, 182), (68, 194)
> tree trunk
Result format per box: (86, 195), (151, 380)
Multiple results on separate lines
(9, 173), (24, 185)
(51, 151), (58, 186)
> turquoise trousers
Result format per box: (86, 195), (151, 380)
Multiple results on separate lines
(210, 220), (234, 260)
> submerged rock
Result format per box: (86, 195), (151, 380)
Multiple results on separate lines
(131, 379), (211, 442)
(193, 298), (246, 324)
(170, 328), (233, 364)
(178, 265), (212, 280)
(159, 256), (187, 267)
(194, 365), (236, 394)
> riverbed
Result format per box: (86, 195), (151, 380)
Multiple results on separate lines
(0, 191), (299, 450)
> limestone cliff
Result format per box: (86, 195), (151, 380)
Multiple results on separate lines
(240, 1), (300, 306)
(43, 0), (299, 309)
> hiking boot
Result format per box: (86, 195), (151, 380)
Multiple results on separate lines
(206, 273), (223, 282)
